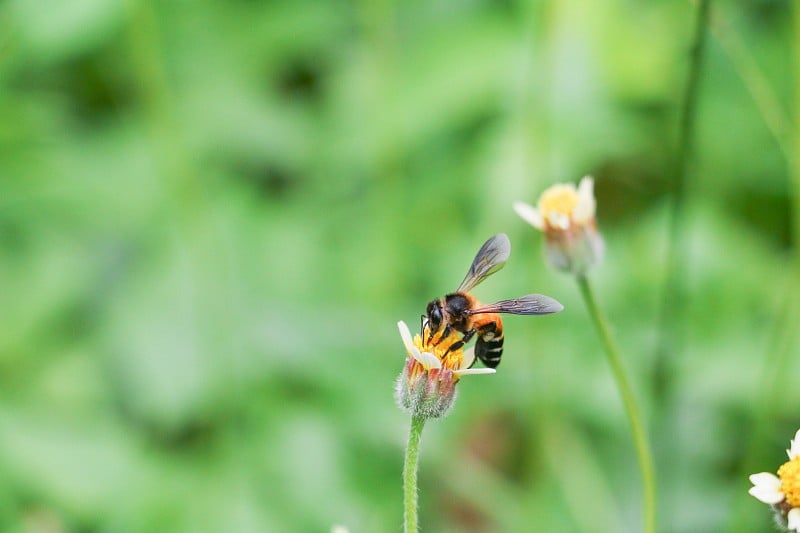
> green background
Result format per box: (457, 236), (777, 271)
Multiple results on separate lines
(0, 0), (797, 531)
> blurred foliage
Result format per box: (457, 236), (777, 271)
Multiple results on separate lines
(0, 0), (797, 531)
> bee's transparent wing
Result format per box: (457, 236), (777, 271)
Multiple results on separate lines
(456, 234), (511, 293)
(468, 294), (563, 315)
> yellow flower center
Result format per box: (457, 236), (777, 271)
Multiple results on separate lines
(537, 184), (579, 220)
(779, 457), (800, 507)
(413, 327), (464, 372)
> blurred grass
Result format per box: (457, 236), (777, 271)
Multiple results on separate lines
(0, 0), (798, 531)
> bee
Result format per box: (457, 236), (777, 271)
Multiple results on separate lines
(424, 233), (563, 368)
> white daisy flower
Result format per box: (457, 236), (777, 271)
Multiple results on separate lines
(749, 429), (800, 531)
(395, 320), (494, 419)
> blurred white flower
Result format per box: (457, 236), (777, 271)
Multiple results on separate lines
(514, 176), (603, 276)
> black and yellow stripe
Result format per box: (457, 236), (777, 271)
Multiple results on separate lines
(475, 322), (504, 368)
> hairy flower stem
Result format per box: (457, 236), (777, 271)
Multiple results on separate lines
(403, 415), (426, 533)
(577, 276), (656, 533)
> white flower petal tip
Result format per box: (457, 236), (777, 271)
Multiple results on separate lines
(788, 429), (800, 459)
(513, 201), (544, 230)
(788, 508), (800, 531)
(397, 321), (415, 353)
(748, 472), (785, 504)
(453, 368), (496, 376)
(462, 346), (476, 369)
(749, 472), (782, 488)
(412, 349), (442, 370)
(573, 175), (596, 224)
(578, 175), (594, 193)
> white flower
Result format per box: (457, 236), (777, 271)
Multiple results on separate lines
(395, 321), (494, 419)
(513, 176), (596, 232)
(396, 321), (495, 378)
(749, 428), (800, 531)
(514, 176), (603, 276)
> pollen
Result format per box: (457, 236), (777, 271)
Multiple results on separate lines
(538, 184), (579, 218)
(778, 457), (800, 507)
(414, 328), (465, 372)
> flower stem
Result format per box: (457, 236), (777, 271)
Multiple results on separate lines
(653, 0), (710, 407)
(577, 276), (656, 533)
(403, 415), (426, 533)
(711, 9), (791, 160)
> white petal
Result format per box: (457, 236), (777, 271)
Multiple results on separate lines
(788, 429), (800, 459)
(748, 472), (785, 504)
(573, 176), (596, 224)
(461, 346), (476, 369)
(398, 321), (442, 369)
(750, 472), (782, 488)
(411, 349), (441, 370)
(453, 368), (496, 376)
(547, 211), (570, 230)
(513, 202), (544, 230)
(788, 508), (800, 531)
(397, 321), (415, 354)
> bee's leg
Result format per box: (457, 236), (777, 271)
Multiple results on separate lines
(442, 339), (464, 357)
(461, 329), (478, 367)
(420, 314), (427, 343)
(461, 328), (476, 344)
(442, 328), (477, 358)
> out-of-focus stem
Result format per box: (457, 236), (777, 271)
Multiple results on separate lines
(730, 6), (800, 531)
(792, 0), (800, 258)
(710, 10), (792, 159)
(653, 0), (711, 406)
(577, 276), (656, 533)
(126, 0), (197, 210)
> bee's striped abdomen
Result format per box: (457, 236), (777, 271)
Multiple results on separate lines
(475, 321), (504, 368)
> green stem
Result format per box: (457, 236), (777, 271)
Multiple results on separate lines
(710, 9), (792, 160)
(653, 0), (710, 406)
(403, 415), (426, 533)
(727, 6), (800, 531)
(577, 276), (656, 533)
(792, 0), (800, 270)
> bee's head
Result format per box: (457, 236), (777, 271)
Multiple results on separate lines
(425, 299), (444, 334)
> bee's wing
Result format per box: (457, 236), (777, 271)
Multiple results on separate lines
(456, 234), (511, 293)
(468, 294), (564, 315)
